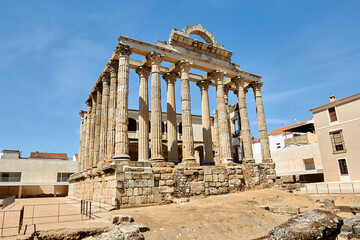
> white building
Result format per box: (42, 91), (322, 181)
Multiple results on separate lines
(0, 150), (78, 198)
(252, 120), (323, 183)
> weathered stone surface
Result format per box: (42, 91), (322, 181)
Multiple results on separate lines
(111, 215), (134, 224)
(324, 198), (336, 210)
(84, 223), (149, 240)
(268, 209), (343, 240)
(29, 227), (113, 240)
(263, 205), (300, 215)
(340, 216), (360, 239)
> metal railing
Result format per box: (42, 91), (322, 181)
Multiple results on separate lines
(304, 182), (360, 195)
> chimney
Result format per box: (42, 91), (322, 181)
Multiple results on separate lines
(330, 95), (336, 102)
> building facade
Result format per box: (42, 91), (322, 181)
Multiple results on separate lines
(0, 150), (78, 198)
(310, 93), (360, 182)
(252, 120), (323, 183)
(69, 25), (276, 207)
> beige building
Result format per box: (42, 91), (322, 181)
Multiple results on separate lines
(0, 150), (78, 198)
(253, 120), (323, 183)
(310, 93), (360, 182)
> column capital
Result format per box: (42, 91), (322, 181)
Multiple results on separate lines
(79, 110), (86, 118)
(101, 72), (110, 83)
(107, 60), (119, 74)
(196, 80), (211, 91)
(136, 66), (151, 79)
(86, 98), (92, 107)
(115, 43), (132, 56)
(146, 51), (162, 66)
(175, 60), (192, 73)
(250, 81), (264, 91)
(95, 83), (102, 92)
(163, 72), (178, 85)
(209, 70), (226, 83)
(91, 91), (97, 100)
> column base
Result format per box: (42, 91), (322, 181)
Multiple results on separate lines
(179, 157), (199, 167)
(113, 154), (131, 165)
(150, 156), (165, 163)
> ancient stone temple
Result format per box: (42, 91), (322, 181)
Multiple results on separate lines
(69, 24), (275, 207)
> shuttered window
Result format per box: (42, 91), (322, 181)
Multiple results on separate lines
(328, 107), (338, 122)
(338, 159), (348, 175)
(330, 130), (346, 152)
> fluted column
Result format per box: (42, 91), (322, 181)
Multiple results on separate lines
(78, 111), (85, 171)
(84, 100), (92, 170)
(136, 66), (151, 162)
(224, 85), (233, 157)
(81, 112), (87, 170)
(196, 80), (214, 165)
(163, 72), (179, 164)
(233, 77), (254, 163)
(94, 86), (102, 166)
(99, 73), (110, 166)
(211, 71), (233, 164)
(114, 44), (132, 162)
(251, 81), (271, 163)
(148, 52), (164, 162)
(177, 60), (196, 164)
(106, 60), (118, 164)
(213, 110), (220, 165)
(89, 93), (96, 168)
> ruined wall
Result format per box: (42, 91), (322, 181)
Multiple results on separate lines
(69, 162), (276, 207)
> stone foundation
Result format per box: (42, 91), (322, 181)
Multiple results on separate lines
(69, 162), (276, 207)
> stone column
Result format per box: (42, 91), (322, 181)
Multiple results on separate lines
(233, 77), (254, 163)
(148, 52), (164, 162)
(89, 93), (96, 168)
(213, 110), (220, 165)
(84, 100), (92, 170)
(106, 60), (118, 164)
(81, 112), (87, 170)
(211, 71), (233, 164)
(163, 72), (179, 164)
(196, 80), (214, 165)
(99, 73), (110, 167)
(78, 111), (85, 171)
(224, 85), (233, 157)
(251, 81), (272, 163)
(177, 60), (196, 164)
(93, 85), (102, 166)
(113, 44), (132, 162)
(136, 66), (151, 162)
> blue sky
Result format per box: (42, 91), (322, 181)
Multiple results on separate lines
(1, 0), (359, 158)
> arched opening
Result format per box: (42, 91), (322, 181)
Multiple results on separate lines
(128, 118), (137, 132)
(178, 122), (182, 134)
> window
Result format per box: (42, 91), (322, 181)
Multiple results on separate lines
(128, 118), (137, 131)
(178, 122), (182, 134)
(303, 158), (315, 170)
(276, 143), (281, 149)
(338, 159), (348, 175)
(57, 173), (73, 182)
(328, 107), (338, 122)
(330, 130), (346, 152)
(0, 172), (21, 182)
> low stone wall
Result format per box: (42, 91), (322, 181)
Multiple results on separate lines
(69, 161), (276, 207)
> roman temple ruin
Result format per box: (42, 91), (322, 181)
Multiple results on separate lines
(69, 24), (276, 207)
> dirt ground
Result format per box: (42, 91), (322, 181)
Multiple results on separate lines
(2, 188), (360, 240)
